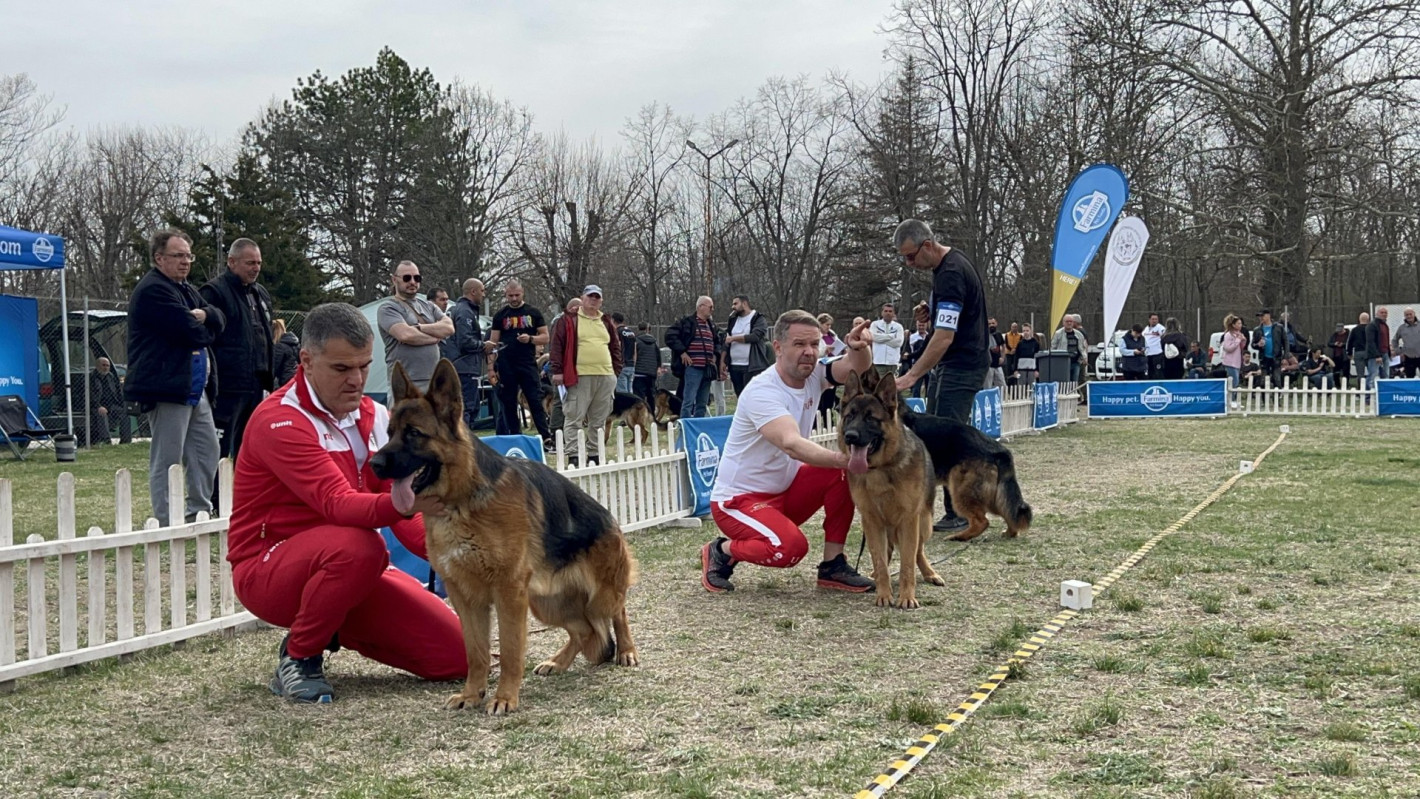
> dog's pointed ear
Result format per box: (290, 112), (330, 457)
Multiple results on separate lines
(875, 367), (899, 411)
(843, 370), (862, 402)
(427, 359), (464, 432)
(391, 361), (419, 403)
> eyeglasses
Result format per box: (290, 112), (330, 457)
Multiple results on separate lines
(162, 252), (195, 262)
(400, 274), (422, 283)
(901, 243), (923, 263)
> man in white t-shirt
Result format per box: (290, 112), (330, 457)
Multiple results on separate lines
(869, 303), (905, 379)
(700, 309), (875, 594)
(1143, 313), (1165, 379)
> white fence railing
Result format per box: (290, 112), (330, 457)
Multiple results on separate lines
(0, 461), (257, 689)
(2, 391), (1082, 688)
(1231, 378), (1376, 417)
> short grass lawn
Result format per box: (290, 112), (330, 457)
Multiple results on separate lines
(1, 415), (1417, 797)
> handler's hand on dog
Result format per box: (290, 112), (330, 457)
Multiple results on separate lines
(411, 494), (445, 518)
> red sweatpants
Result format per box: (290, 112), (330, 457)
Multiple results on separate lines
(233, 525), (466, 681)
(710, 465), (854, 568)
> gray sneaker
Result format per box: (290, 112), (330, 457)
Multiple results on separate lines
(817, 554), (875, 592)
(700, 538), (736, 593)
(933, 512), (969, 533)
(270, 635), (334, 704)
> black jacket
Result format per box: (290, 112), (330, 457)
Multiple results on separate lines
(1346, 325), (1368, 358)
(448, 297), (486, 376)
(664, 313), (725, 377)
(1251, 321), (1286, 361)
(725, 310), (773, 372)
(198, 270), (274, 395)
(634, 332), (660, 376)
(273, 332), (300, 387)
(1366, 319), (1390, 360)
(125, 267), (226, 405)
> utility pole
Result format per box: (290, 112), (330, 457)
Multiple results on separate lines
(685, 139), (739, 298)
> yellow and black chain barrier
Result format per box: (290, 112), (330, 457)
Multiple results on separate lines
(854, 428), (1289, 798)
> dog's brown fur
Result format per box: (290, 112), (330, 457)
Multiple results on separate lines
(838, 369), (945, 609)
(375, 361), (639, 714)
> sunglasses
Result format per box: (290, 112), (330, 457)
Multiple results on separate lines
(400, 274), (422, 283)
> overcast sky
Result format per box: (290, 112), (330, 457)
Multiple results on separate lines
(12, 0), (897, 145)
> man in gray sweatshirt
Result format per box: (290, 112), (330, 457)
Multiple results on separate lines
(1393, 307), (1420, 378)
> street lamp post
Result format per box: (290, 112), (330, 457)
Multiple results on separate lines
(685, 139), (739, 298)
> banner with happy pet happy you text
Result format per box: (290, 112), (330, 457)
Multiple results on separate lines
(1048, 164), (1129, 336)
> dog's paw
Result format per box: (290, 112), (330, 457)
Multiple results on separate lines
(533, 660), (563, 676)
(874, 593), (895, 608)
(615, 649), (639, 667)
(444, 691), (483, 710)
(486, 695), (519, 716)
(896, 595), (921, 610)
(924, 573), (946, 586)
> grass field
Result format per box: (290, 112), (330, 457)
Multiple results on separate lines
(1, 416), (1417, 798)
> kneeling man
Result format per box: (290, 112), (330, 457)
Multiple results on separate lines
(700, 310), (875, 593)
(228, 303), (465, 703)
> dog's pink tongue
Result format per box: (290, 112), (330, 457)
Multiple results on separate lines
(391, 474), (417, 515)
(847, 445), (870, 475)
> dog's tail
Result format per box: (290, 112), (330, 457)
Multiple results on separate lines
(992, 450), (1033, 536)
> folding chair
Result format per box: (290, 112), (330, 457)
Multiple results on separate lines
(0, 395), (65, 461)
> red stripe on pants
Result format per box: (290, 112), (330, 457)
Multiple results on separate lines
(233, 525), (466, 680)
(711, 464), (854, 568)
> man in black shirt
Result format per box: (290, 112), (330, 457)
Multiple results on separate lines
(613, 312), (638, 394)
(198, 237), (274, 463)
(489, 279), (554, 447)
(892, 219), (990, 534)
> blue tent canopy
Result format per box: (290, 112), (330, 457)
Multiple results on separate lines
(0, 225), (72, 434)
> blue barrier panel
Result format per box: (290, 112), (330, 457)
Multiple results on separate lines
(481, 434), (544, 460)
(904, 397), (927, 414)
(678, 416), (733, 517)
(1033, 382), (1059, 430)
(972, 387), (1003, 438)
(1089, 379), (1227, 418)
(1377, 379), (1420, 416)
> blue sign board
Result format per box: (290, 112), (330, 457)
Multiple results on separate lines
(1089, 379), (1227, 418)
(0, 226), (66, 270)
(972, 387), (1003, 439)
(1377, 379), (1420, 417)
(1033, 382), (1059, 430)
(0, 295), (39, 410)
(904, 397), (927, 414)
(482, 434), (545, 460)
(678, 416), (733, 517)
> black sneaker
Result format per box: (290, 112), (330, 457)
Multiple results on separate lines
(270, 635), (334, 704)
(817, 554), (875, 592)
(700, 537), (736, 593)
(542, 437), (556, 453)
(933, 512), (969, 533)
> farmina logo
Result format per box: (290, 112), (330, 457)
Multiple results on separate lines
(694, 432), (721, 486)
(32, 236), (55, 263)
(504, 447), (528, 459)
(1140, 385), (1173, 412)
(1072, 191), (1112, 233)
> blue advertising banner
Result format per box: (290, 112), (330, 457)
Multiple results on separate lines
(679, 416), (733, 517)
(1377, 379), (1420, 417)
(1048, 164), (1129, 334)
(0, 295), (39, 410)
(1088, 379), (1227, 418)
(904, 397), (927, 414)
(482, 434), (545, 460)
(0, 226), (66, 270)
(1033, 382), (1059, 430)
(972, 387), (1003, 439)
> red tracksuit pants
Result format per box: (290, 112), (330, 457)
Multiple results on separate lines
(233, 525), (466, 680)
(710, 465), (854, 568)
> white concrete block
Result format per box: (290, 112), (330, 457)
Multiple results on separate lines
(1060, 580), (1093, 610)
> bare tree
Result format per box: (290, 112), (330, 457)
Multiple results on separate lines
(620, 103), (692, 321)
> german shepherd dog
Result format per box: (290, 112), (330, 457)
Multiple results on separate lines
(839, 370), (947, 609)
(653, 388), (682, 424)
(371, 361), (639, 714)
(540, 386), (656, 444)
(900, 393), (1033, 543)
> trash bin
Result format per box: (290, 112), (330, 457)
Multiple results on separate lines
(54, 434), (77, 463)
(1037, 350), (1074, 384)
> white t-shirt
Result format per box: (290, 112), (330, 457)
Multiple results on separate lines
(710, 365), (827, 502)
(1143, 323), (1165, 356)
(870, 319), (905, 366)
(728, 314), (752, 366)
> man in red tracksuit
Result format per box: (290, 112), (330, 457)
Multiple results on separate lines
(228, 303), (465, 703)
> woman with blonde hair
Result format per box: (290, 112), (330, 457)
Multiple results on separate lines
(271, 317), (301, 386)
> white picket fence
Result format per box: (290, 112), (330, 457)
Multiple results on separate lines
(1001, 381), (1081, 437)
(0, 395), (1085, 688)
(0, 460), (257, 689)
(1231, 377), (1377, 417)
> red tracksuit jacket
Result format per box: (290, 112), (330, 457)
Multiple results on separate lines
(227, 368), (428, 565)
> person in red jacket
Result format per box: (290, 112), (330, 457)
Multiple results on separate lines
(228, 303), (465, 703)
(548, 284), (623, 466)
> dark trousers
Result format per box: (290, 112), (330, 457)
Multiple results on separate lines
(633, 374), (656, 406)
(1403, 356), (1420, 379)
(496, 365), (552, 439)
(458, 373), (481, 428)
(1146, 354), (1163, 379)
(728, 365), (765, 397)
(84, 404), (132, 445)
(928, 365), (988, 517)
(214, 391), (261, 462)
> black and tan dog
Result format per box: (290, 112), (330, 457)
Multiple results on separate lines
(540, 386), (656, 445)
(653, 388), (682, 425)
(371, 360), (639, 714)
(899, 389), (1033, 544)
(839, 369), (946, 609)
